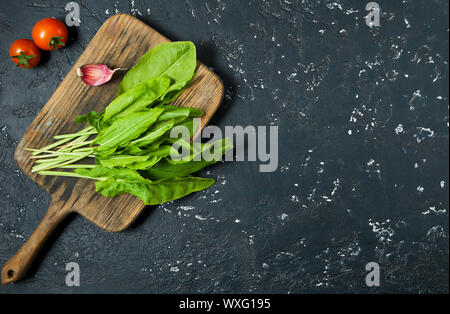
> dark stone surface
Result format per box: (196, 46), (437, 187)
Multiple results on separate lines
(0, 0), (448, 293)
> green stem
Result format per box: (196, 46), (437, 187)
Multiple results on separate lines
(57, 164), (97, 169)
(32, 151), (93, 172)
(29, 137), (77, 156)
(34, 155), (81, 164)
(30, 151), (92, 159)
(38, 170), (106, 181)
(53, 127), (96, 139)
(11, 52), (35, 68)
(49, 36), (66, 50)
(30, 127), (94, 156)
(57, 140), (94, 152)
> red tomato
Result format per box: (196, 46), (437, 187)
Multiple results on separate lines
(9, 39), (41, 69)
(32, 18), (68, 51)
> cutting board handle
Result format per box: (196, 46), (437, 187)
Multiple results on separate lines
(1, 201), (70, 284)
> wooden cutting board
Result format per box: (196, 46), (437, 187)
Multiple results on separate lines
(1, 14), (224, 284)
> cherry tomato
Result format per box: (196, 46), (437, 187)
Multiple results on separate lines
(9, 39), (41, 69)
(32, 17), (68, 51)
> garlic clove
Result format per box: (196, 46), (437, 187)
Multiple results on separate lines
(76, 64), (127, 86)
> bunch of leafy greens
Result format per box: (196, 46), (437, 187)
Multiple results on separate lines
(29, 41), (232, 205)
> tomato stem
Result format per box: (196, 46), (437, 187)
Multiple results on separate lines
(49, 36), (66, 50)
(11, 52), (35, 68)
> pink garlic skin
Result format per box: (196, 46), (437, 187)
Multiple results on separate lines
(76, 64), (126, 86)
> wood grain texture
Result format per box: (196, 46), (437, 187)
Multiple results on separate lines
(2, 14), (223, 284)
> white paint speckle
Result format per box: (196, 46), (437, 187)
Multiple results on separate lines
(179, 206), (194, 211)
(404, 18), (411, 28)
(394, 124), (404, 134)
(194, 215), (207, 221)
(409, 90), (422, 111)
(339, 29), (348, 36)
(414, 127), (435, 143)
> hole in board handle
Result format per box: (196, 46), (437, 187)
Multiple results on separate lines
(7, 269), (15, 279)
